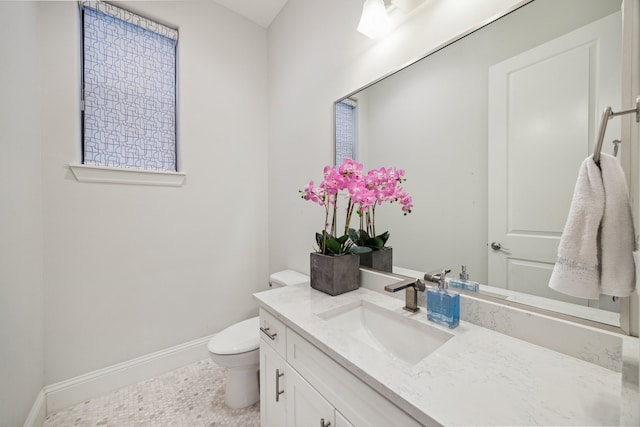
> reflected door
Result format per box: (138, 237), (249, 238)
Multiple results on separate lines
(488, 13), (621, 308)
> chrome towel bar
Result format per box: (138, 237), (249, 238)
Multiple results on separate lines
(593, 96), (640, 165)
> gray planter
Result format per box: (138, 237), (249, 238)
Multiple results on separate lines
(310, 252), (360, 296)
(359, 247), (393, 272)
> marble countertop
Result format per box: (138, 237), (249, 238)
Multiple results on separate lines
(254, 283), (623, 426)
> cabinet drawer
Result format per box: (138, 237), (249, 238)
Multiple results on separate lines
(259, 308), (287, 357)
(287, 328), (425, 427)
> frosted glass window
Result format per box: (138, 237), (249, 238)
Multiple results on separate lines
(81, 2), (178, 171)
(335, 99), (357, 165)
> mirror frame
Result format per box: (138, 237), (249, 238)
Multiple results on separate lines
(333, 0), (633, 335)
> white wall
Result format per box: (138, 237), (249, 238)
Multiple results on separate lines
(267, 0), (524, 274)
(39, 1), (269, 384)
(0, 2), (45, 425)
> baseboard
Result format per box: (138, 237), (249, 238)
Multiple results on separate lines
(45, 334), (214, 414)
(23, 389), (46, 427)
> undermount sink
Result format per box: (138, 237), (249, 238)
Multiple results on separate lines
(319, 300), (453, 365)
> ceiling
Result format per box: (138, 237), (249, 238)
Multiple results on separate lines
(211, 0), (290, 28)
(211, 0), (428, 29)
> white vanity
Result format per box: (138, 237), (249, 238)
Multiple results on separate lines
(254, 271), (638, 426)
(258, 306), (420, 427)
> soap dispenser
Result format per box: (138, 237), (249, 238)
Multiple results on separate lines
(427, 269), (460, 329)
(449, 265), (480, 293)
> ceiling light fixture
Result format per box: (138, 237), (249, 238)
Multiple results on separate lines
(357, 0), (391, 39)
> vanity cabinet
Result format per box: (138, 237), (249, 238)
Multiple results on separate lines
(259, 340), (286, 427)
(259, 309), (287, 427)
(286, 366), (353, 427)
(259, 308), (421, 427)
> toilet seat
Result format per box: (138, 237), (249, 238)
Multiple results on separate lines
(208, 317), (259, 355)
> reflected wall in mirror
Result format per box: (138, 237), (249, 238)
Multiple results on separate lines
(335, 0), (626, 328)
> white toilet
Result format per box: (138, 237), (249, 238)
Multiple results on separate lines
(207, 270), (310, 409)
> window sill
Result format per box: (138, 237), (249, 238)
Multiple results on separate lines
(69, 163), (186, 187)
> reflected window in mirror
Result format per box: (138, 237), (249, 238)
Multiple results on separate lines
(335, 98), (357, 165)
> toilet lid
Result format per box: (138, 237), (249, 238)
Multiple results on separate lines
(207, 317), (260, 355)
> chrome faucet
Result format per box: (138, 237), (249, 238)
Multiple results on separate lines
(384, 278), (426, 313)
(423, 269), (451, 284)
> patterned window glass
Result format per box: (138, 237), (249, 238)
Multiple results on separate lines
(335, 99), (357, 165)
(81, 2), (178, 171)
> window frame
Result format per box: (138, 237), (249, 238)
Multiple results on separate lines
(72, 1), (184, 186)
(334, 98), (358, 165)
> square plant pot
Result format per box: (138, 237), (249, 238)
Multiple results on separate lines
(310, 252), (360, 296)
(359, 247), (393, 273)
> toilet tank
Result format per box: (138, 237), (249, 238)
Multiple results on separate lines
(269, 270), (309, 288)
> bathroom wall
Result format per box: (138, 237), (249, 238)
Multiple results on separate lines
(267, 0), (523, 273)
(39, 1), (269, 384)
(0, 2), (45, 425)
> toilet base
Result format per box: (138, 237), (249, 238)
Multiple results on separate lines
(224, 365), (259, 409)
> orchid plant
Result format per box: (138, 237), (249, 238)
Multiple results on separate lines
(300, 158), (413, 256)
(347, 165), (413, 251)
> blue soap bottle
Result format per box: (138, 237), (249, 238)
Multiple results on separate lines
(449, 265), (480, 293)
(427, 269), (460, 329)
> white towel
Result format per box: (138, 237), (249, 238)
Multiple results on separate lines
(549, 153), (636, 299)
(548, 155), (604, 299)
(598, 153), (636, 297)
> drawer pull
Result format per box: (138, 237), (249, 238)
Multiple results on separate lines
(275, 369), (285, 402)
(320, 419), (331, 427)
(260, 326), (277, 341)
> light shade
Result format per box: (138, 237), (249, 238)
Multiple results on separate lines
(357, 0), (391, 39)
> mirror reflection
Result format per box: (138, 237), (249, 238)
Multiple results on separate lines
(335, 0), (624, 326)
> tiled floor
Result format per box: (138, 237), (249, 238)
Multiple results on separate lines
(44, 359), (260, 427)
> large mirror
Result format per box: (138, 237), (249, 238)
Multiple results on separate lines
(335, 0), (628, 329)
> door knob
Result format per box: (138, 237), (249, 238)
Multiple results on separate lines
(490, 242), (509, 251)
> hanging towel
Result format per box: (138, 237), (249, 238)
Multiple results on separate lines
(598, 153), (636, 297)
(549, 153), (636, 299)
(548, 155), (604, 299)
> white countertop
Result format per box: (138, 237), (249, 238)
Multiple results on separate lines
(254, 283), (623, 426)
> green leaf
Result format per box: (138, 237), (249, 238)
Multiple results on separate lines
(326, 238), (342, 255)
(337, 234), (350, 245)
(377, 231), (390, 245)
(366, 236), (385, 249)
(350, 245), (372, 254)
(347, 228), (360, 243)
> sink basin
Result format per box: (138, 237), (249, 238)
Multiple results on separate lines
(319, 301), (453, 365)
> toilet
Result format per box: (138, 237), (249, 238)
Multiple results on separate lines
(207, 270), (310, 409)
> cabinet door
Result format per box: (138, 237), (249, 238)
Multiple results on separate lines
(260, 340), (287, 427)
(286, 365), (335, 427)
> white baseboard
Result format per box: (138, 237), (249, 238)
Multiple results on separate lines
(44, 334), (214, 414)
(23, 389), (46, 427)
